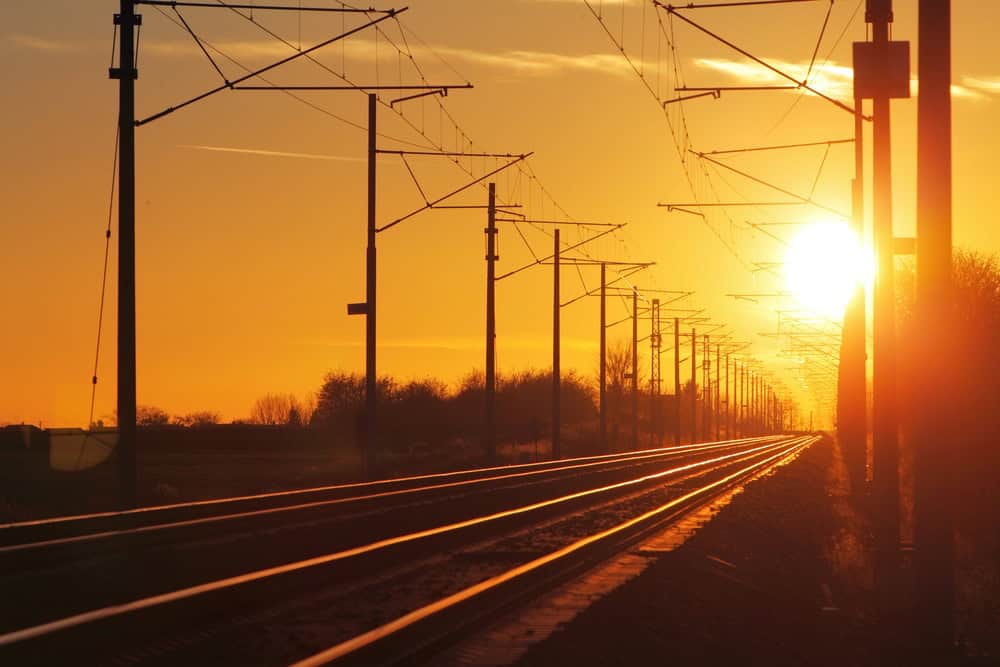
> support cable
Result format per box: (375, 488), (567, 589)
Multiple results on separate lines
(173, 7), (229, 84)
(89, 126), (120, 429)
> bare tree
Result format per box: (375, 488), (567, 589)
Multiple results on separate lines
(602, 341), (641, 448)
(248, 393), (316, 426)
(136, 405), (171, 426)
(173, 411), (220, 427)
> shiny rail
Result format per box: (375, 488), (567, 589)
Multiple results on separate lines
(0, 436), (784, 554)
(293, 435), (817, 666)
(0, 436), (803, 653)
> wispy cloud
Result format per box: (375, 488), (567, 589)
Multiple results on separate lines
(142, 35), (637, 79)
(962, 76), (1000, 94)
(694, 57), (854, 97)
(306, 337), (597, 352)
(694, 57), (988, 101)
(142, 39), (292, 61)
(432, 46), (636, 77)
(527, 0), (639, 4)
(5, 34), (81, 53)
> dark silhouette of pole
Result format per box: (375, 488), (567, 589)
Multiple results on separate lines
(915, 0), (954, 654)
(365, 93), (378, 477)
(553, 229), (561, 460)
(740, 364), (746, 437)
(715, 343), (721, 440)
(868, 0), (901, 614)
(599, 263), (607, 451)
(765, 385), (770, 433)
(649, 298), (661, 446)
(725, 354), (731, 439)
(690, 328), (697, 443)
(760, 378), (768, 435)
(631, 287), (639, 450)
(703, 335), (710, 440)
(485, 183), (497, 464)
(840, 85), (867, 483)
(114, 0), (138, 510)
(758, 377), (763, 434)
(673, 318), (681, 445)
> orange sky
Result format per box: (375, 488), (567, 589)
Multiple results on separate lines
(2, 0), (998, 428)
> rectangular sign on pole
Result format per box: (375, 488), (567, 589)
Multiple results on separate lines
(853, 41), (911, 100)
(347, 302), (368, 316)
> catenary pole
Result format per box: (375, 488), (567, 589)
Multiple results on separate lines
(715, 343), (721, 440)
(553, 230), (561, 459)
(485, 183), (497, 464)
(915, 0), (954, 654)
(673, 318), (681, 445)
(631, 287), (639, 449)
(365, 93), (378, 477)
(691, 328), (697, 443)
(114, 0), (138, 510)
(868, 0), (901, 614)
(599, 263), (607, 451)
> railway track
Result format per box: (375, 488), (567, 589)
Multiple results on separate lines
(0, 434), (814, 665)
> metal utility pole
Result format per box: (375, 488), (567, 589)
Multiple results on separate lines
(690, 328), (697, 443)
(650, 299), (662, 445)
(365, 93), (378, 477)
(857, 0), (906, 612)
(725, 354), (731, 439)
(715, 343), (721, 440)
(840, 78), (867, 482)
(740, 364), (746, 437)
(762, 383), (767, 433)
(673, 318), (681, 445)
(703, 335), (710, 439)
(765, 385), (771, 433)
(915, 0), (954, 653)
(631, 287), (639, 449)
(553, 230), (561, 460)
(113, 0), (138, 510)
(485, 183), (497, 464)
(599, 263), (607, 451)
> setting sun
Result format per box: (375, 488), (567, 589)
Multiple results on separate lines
(783, 221), (873, 319)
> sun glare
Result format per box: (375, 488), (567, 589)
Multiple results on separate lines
(783, 221), (873, 319)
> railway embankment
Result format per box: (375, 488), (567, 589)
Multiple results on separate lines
(514, 434), (878, 666)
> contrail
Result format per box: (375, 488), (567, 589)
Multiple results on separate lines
(180, 144), (368, 163)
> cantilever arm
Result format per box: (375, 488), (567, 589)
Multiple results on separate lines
(377, 153), (532, 233)
(136, 8), (406, 126)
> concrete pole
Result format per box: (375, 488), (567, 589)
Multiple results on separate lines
(703, 335), (710, 439)
(485, 183), (497, 464)
(114, 0), (138, 509)
(673, 318), (681, 445)
(868, 0), (901, 609)
(631, 287), (639, 450)
(599, 263), (607, 451)
(915, 0), (954, 653)
(691, 328), (697, 443)
(726, 354), (731, 439)
(715, 343), (721, 441)
(552, 230), (561, 460)
(365, 93), (378, 478)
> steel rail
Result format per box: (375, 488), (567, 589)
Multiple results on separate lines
(0, 437), (800, 649)
(0, 439), (784, 556)
(294, 436), (816, 665)
(0, 436), (779, 543)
